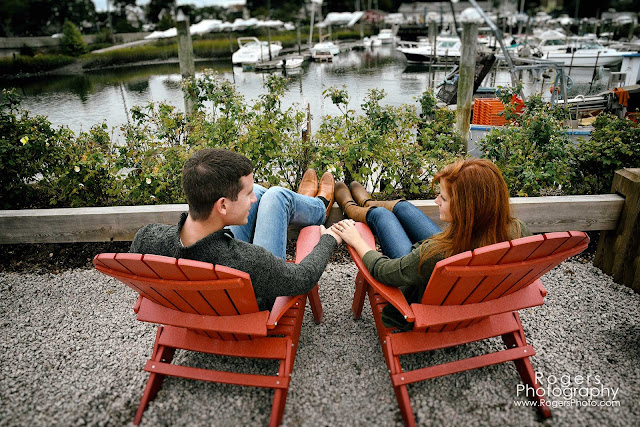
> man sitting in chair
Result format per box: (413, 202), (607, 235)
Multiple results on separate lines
(130, 148), (341, 310)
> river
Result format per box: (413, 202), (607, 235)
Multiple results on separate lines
(3, 44), (611, 139)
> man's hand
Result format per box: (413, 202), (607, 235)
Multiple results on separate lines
(319, 225), (342, 245)
(331, 219), (376, 258)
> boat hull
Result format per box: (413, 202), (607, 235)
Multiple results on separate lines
(401, 50), (461, 63)
(541, 51), (625, 67)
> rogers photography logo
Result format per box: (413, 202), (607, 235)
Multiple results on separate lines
(514, 372), (621, 408)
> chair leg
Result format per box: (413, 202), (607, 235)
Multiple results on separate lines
(269, 388), (288, 427)
(502, 330), (551, 419)
(308, 284), (323, 324)
(386, 340), (416, 427)
(134, 339), (176, 425)
(352, 272), (367, 319)
(394, 385), (416, 427)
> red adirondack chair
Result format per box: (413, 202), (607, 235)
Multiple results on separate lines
(347, 223), (589, 426)
(93, 226), (324, 426)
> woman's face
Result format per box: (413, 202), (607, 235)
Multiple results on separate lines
(435, 180), (453, 223)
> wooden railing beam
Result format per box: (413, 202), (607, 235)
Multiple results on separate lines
(0, 194), (624, 245)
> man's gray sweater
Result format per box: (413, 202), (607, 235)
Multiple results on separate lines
(130, 213), (337, 311)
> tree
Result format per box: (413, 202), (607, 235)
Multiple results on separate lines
(60, 20), (87, 56)
(0, 0), (96, 37)
(146, 0), (176, 24)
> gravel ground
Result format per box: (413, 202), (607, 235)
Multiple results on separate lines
(1, 258), (638, 426)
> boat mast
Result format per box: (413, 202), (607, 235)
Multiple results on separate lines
(466, 0), (518, 87)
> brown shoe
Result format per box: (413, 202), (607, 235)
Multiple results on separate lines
(297, 169), (318, 197)
(335, 182), (370, 223)
(349, 181), (373, 206)
(366, 199), (403, 211)
(317, 172), (335, 220)
(350, 181), (403, 212)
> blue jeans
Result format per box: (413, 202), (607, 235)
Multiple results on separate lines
(366, 201), (441, 259)
(229, 185), (326, 260)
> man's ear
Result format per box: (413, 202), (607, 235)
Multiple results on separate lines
(213, 198), (227, 216)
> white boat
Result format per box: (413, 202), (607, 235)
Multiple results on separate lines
(526, 31), (630, 67)
(541, 46), (629, 67)
(363, 36), (382, 47)
(397, 37), (462, 63)
(310, 41), (340, 56)
(278, 56), (304, 69)
(231, 37), (283, 65)
(377, 29), (396, 44)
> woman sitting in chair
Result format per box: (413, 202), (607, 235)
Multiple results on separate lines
(331, 158), (530, 330)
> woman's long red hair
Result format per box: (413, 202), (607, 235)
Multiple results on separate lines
(420, 158), (517, 264)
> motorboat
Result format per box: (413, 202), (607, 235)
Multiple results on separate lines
(231, 37), (283, 65)
(363, 36), (382, 48)
(310, 41), (340, 56)
(525, 31), (631, 67)
(397, 37), (462, 63)
(279, 56), (304, 69)
(377, 29), (396, 44)
(540, 42), (628, 67)
(311, 49), (334, 61)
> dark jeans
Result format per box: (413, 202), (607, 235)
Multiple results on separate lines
(366, 201), (441, 259)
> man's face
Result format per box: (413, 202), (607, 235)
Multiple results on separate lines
(222, 173), (257, 225)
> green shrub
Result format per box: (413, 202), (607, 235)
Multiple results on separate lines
(313, 87), (463, 197)
(82, 44), (179, 69)
(572, 114), (640, 194)
(0, 89), (72, 208)
(478, 87), (574, 196)
(0, 54), (75, 76)
(60, 20), (87, 56)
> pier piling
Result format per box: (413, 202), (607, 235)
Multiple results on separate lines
(176, 12), (195, 115)
(455, 10), (482, 152)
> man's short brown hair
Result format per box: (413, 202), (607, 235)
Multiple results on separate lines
(182, 149), (253, 221)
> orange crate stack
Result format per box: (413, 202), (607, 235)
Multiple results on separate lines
(472, 98), (506, 126)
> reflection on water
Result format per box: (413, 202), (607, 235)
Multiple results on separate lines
(2, 46), (610, 138)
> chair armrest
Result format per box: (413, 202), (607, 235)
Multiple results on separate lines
(346, 223), (415, 323)
(267, 226), (324, 329)
(136, 297), (270, 336)
(267, 296), (301, 329)
(410, 281), (547, 330)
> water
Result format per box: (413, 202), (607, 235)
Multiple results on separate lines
(3, 45), (611, 139)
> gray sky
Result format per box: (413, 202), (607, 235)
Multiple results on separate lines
(92, 0), (246, 12)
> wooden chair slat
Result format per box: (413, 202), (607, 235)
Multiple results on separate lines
(94, 253), (131, 274)
(481, 236), (546, 301)
(421, 251), (473, 305)
(115, 253), (160, 278)
(440, 242), (511, 332)
(215, 265), (260, 314)
(141, 254), (188, 280)
(176, 258), (219, 280)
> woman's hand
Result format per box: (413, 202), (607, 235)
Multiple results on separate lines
(320, 225), (342, 245)
(330, 220), (362, 246)
(331, 220), (376, 258)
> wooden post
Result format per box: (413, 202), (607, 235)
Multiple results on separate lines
(176, 12), (195, 116)
(455, 10), (482, 153)
(429, 20), (437, 62)
(297, 20), (302, 55)
(594, 168), (640, 293)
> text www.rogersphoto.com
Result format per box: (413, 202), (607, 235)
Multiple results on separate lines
(514, 372), (621, 409)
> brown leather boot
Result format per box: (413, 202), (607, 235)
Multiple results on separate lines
(317, 172), (335, 220)
(350, 181), (403, 212)
(349, 181), (373, 206)
(297, 169), (318, 197)
(335, 182), (370, 223)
